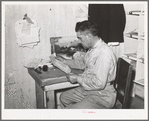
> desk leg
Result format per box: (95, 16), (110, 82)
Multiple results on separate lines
(35, 83), (44, 109)
(46, 91), (55, 109)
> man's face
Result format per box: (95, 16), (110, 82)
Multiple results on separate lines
(77, 31), (91, 49)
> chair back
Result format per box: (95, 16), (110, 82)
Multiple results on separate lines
(114, 58), (134, 109)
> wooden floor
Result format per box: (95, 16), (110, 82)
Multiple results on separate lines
(113, 95), (144, 109)
(130, 96), (144, 109)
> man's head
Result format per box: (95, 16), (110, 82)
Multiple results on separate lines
(75, 20), (100, 49)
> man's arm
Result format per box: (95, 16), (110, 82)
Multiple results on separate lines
(56, 52), (86, 70)
(63, 59), (85, 70)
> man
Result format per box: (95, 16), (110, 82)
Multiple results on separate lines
(53, 20), (117, 109)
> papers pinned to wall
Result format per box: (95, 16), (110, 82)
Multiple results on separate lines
(15, 19), (40, 48)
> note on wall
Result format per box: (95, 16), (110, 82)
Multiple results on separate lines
(15, 19), (40, 48)
(21, 22), (31, 35)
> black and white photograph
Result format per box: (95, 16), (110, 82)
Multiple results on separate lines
(1, 1), (148, 120)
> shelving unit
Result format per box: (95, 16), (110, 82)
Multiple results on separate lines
(123, 4), (146, 100)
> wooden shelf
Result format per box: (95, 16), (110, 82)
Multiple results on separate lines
(137, 58), (144, 63)
(134, 79), (144, 86)
(124, 4), (146, 107)
(127, 10), (144, 16)
(125, 32), (144, 40)
(123, 53), (144, 63)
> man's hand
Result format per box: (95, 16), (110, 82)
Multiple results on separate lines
(66, 74), (78, 84)
(49, 55), (56, 63)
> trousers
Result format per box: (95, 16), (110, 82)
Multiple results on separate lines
(60, 84), (117, 109)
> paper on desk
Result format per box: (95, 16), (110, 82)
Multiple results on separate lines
(24, 58), (42, 68)
(24, 58), (52, 69)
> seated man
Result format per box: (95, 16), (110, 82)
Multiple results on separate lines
(52, 20), (117, 109)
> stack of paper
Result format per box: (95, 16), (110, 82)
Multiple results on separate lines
(24, 58), (52, 69)
(15, 19), (40, 48)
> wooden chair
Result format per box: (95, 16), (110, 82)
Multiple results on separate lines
(113, 58), (135, 109)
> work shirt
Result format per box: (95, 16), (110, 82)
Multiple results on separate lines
(66, 39), (117, 91)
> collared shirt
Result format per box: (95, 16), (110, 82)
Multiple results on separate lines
(66, 39), (117, 91)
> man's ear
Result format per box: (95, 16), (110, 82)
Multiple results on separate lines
(87, 33), (92, 39)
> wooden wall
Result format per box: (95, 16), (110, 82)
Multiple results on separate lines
(4, 3), (88, 109)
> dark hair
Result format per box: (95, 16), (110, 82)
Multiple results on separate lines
(75, 20), (99, 36)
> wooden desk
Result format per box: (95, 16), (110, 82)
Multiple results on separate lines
(28, 67), (144, 109)
(28, 67), (83, 109)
